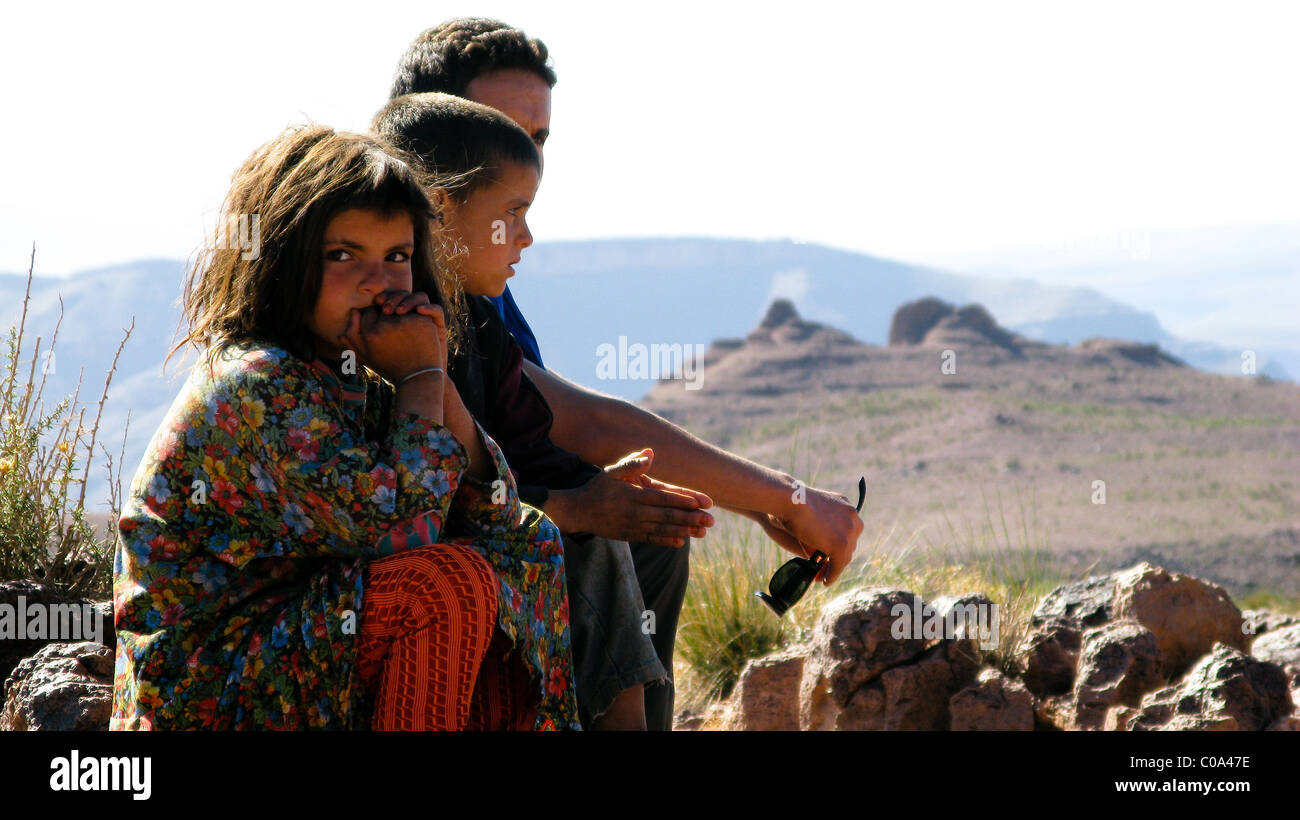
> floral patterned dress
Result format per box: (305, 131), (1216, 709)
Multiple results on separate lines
(112, 342), (580, 730)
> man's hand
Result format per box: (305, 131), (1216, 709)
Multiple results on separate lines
(736, 484), (864, 586)
(545, 449), (714, 546)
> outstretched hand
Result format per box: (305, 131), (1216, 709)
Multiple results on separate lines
(547, 448), (715, 547)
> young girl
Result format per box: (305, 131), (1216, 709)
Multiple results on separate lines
(112, 124), (580, 730)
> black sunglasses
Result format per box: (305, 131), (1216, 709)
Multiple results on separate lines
(755, 477), (866, 617)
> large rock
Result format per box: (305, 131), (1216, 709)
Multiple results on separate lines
(1, 641), (113, 731)
(888, 298), (954, 346)
(1111, 563), (1247, 677)
(1032, 573), (1117, 631)
(799, 587), (931, 730)
(1250, 624), (1300, 688)
(1072, 620), (1165, 730)
(1016, 616), (1083, 696)
(1127, 644), (1293, 731)
(0, 581), (114, 711)
(886, 297), (1026, 354)
(2, 581), (76, 691)
(878, 639), (981, 730)
(950, 668), (1034, 731)
(931, 593), (1000, 652)
(1242, 609), (1300, 638)
(718, 648), (805, 731)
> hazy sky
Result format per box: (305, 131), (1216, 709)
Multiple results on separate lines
(3, 0), (1298, 277)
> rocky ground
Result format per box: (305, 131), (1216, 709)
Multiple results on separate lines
(676, 563), (1299, 731)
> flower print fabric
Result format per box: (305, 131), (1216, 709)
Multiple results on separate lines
(112, 342), (580, 730)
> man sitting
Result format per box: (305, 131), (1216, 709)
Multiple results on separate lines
(388, 19), (865, 730)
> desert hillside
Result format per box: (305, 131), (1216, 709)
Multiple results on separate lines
(640, 297), (1300, 600)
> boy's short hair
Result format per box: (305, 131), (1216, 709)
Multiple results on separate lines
(371, 92), (540, 203)
(390, 18), (556, 100)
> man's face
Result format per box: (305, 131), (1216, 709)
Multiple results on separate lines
(464, 68), (552, 165)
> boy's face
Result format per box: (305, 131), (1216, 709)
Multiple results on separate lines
(308, 208), (414, 358)
(465, 69), (552, 165)
(441, 160), (540, 299)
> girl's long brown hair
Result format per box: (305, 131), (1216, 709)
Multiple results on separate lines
(173, 124), (465, 368)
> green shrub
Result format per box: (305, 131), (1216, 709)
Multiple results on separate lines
(0, 249), (131, 598)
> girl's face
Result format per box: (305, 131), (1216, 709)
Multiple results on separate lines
(307, 207), (415, 359)
(440, 160), (539, 298)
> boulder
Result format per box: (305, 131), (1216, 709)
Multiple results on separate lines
(1016, 616), (1083, 696)
(2, 582), (75, 689)
(1, 641), (113, 731)
(799, 587), (931, 730)
(878, 639), (981, 730)
(1249, 624), (1300, 688)
(950, 668), (1034, 731)
(1111, 563), (1247, 678)
(1242, 609), (1300, 637)
(718, 648), (806, 731)
(1072, 620), (1165, 730)
(1127, 644), (1293, 731)
(0, 580), (113, 711)
(931, 593), (1000, 651)
(1032, 572), (1117, 631)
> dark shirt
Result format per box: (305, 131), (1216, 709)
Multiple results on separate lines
(449, 294), (599, 509)
(488, 285), (544, 367)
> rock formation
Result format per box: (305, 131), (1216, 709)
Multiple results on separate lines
(684, 562), (1295, 732)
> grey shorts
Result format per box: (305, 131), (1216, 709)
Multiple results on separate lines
(564, 534), (668, 728)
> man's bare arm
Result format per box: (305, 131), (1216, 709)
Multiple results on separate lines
(524, 360), (864, 583)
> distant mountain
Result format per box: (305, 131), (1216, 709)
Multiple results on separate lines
(922, 223), (1300, 380)
(506, 238), (1295, 388)
(3, 237), (1287, 504)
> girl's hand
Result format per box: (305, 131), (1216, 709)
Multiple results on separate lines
(375, 289), (439, 318)
(338, 296), (445, 383)
(374, 290), (449, 373)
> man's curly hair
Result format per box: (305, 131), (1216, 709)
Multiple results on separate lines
(390, 18), (557, 100)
